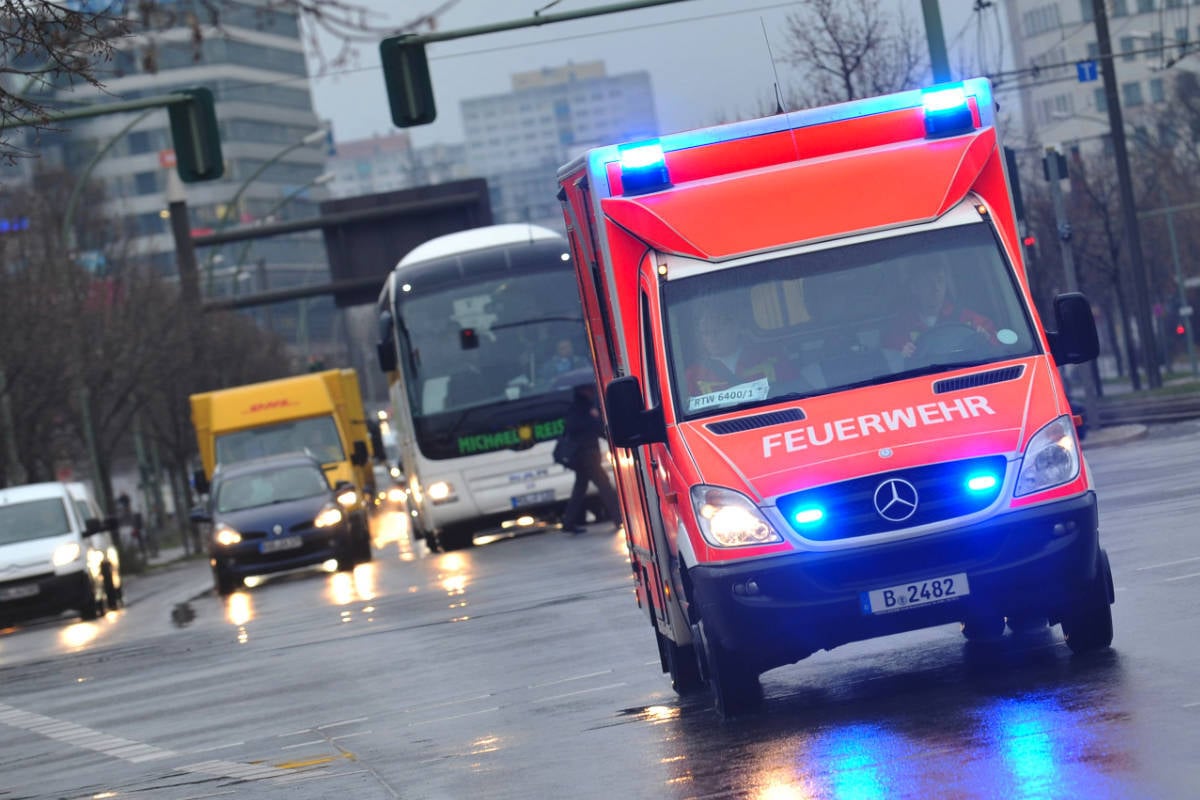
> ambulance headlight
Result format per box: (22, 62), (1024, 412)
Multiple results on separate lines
(690, 486), (782, 548)
(1015, 415), (1080, 497)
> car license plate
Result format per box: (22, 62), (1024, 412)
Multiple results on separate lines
(861, 573), (969, 615)
(260, 536), (302, 554)
(511, 489), (555, 508)
(0, 584), (40, 601)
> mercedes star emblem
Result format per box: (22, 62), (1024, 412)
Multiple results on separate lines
(873, 477), (919, 522)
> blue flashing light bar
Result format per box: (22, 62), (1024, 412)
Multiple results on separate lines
(617, 140), (672, 196)
(921, 82), (978, 139)
(966, 474), (999, 493)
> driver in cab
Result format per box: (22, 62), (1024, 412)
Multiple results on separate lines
(685, 305), (791, 397)
(883, 261), (997, 360)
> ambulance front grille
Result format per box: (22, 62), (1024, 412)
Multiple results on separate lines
(933, 365), (1024, 394)
(775, 455), (1008, 541)
(706, 408), (805, 435)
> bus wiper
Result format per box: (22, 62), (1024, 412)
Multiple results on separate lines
(490, 315), (582, 331)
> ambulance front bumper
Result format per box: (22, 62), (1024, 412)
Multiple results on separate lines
(687, 492), (1099, 672)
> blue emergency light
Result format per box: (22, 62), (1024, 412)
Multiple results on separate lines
(618, 140), (672, 195)
(965, 474), (999, 493)
(792, 506), (825, 526)
(921, 83), (977, 139)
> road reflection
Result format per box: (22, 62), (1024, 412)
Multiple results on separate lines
(438, 551), (472, 622)
(224, 591), (254, 644)
(649, 639), (1134, 799)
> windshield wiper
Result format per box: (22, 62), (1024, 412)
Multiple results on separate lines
(888, 359), (997, 382)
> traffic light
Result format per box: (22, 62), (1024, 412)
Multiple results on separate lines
(1022, 234), (1037, 264)
(380, 35), (437, 127)
(168, 87), (224, 182)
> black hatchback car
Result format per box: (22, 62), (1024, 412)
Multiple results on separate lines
(191, 453), (371, 595)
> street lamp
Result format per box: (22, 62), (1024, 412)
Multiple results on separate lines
(231, 171), (334, 274)
(203, 127), (328, 294)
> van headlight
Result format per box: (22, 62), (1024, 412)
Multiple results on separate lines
(214, 525), (243, 546)
(1015, 415), (1080, 497)
(52, 541), (82, 566)
(314, 506), (344, 528)
(336, 488), (359, 507)
(690, 485), (782, 548)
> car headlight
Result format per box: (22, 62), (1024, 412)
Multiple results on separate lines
(1015, 415), (1080, 497)
(427, 481), (454, 503)
(387, 487), (406, 503)
(336, 488), (358, 507)
(314, 506), (344, 528)
(214, 525), (243, 546)
(690, 485), (782, 548)
(52, 541), (82, 566)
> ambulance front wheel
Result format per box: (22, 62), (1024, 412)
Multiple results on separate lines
(696, 619), (762, 719)
(1061, 549), (1115, 655)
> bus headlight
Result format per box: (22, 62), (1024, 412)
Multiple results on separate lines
(52, 541), (82, 566)
(214, 525), (243, 546)
(690, 485), (782, 548)
(314, 506), (344, 528)
(427, 481), (455, 504)
(1015, 415), (1080, 497)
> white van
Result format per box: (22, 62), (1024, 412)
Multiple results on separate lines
(0, 482), (123, 625)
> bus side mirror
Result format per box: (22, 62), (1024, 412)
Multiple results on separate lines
(377, 311), (398, 372)
(605, 376), (666, 447)
(351, 440), (369, 467)
(1048, 292), (1099, 365)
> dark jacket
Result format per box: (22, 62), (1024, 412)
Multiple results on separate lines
(562, 386), (604, 459)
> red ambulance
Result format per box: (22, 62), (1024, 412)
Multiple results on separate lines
(556, 78), (1114, 718)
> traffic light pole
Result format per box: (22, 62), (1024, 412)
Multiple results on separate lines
(1091, 0), (1162, 389)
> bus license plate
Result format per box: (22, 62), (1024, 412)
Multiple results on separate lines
(511, 490), (555, 508)
(0, 584), (40, 600)
(261, 536), (302, 554)
(862, 573), (969, 615)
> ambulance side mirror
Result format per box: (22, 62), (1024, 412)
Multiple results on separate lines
(1047, 292), (1099, 365)
(605, 376), (666, 447)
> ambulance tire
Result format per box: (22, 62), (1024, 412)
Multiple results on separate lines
(657, 630), (704, 696)
(697, 620), (762, 719)
(1062, 549), (1115, 655)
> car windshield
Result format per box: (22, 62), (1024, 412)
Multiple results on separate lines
(663, 218), (1038, 420)
(215, 465), (330, 513)
(0, 498), (71, 545)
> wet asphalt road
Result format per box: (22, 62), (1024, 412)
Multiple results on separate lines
(2, 422), (1199, 799)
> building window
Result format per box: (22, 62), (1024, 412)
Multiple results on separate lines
(1112, 0), (1128, 15)
(1120, 36), (1137, 61)
(133, 171), (159, 195)
(1150, 77), (1165, 102)
(1080, 0), (1093, 21)
(1094, 88), (1108, 112)
(1136, 0), (1154, 10)
(1122, 81), (1144, 106)
(1086, 41), (1100, 59)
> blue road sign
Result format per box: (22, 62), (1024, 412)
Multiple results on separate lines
(1077, 60), (1099, 82)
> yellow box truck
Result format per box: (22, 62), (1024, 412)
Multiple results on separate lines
(189, 369), (375, 561)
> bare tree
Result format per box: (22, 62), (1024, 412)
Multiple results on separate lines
(780, 0), (927, 108)
(1, 1), (462, 165)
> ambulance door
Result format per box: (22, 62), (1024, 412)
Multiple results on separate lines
(635, 276), (693, 646)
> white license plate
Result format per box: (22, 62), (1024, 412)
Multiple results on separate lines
(0, 584), (40, 601)
(260, 536), (302, 554)
(511, 489), (555, 508)
(861, 572), (969, 615)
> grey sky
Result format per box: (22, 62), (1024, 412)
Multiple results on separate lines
(307, 1), (1002, 147)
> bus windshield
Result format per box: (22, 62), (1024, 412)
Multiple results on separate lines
(664, 218), (1039, 420)
(215, 416), (344, 466)
(391, 238), (589, 460)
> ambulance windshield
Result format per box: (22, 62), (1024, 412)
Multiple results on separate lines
(665, 220), (1038, 420)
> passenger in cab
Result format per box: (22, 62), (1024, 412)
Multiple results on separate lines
(685, 305), (791, 397)
(539, 337), (590, 386)
(883, 261), (998, 361)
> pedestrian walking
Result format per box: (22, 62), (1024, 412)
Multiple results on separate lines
(557, 383), (622, 534)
